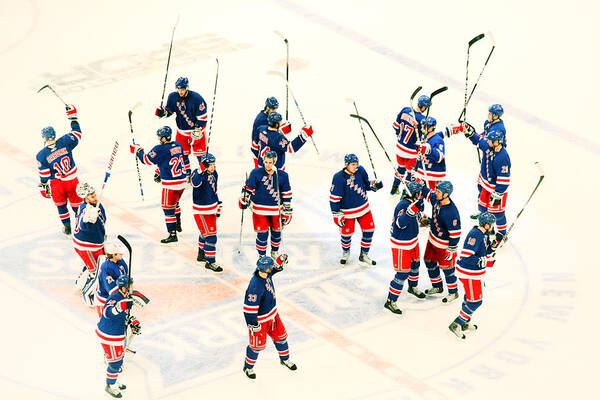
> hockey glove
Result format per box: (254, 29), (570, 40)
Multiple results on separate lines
(490, 191), (503, 206)
(155, 106), (167, 118)
(275, 254), (288, 268)
(117, 298), (134, 312)
(370, 180), (383, 191)
(129, 143), (142, 154)
(217, 201), (223, 218)
(129, 317), (142, 335)
(406, 201), (421, 217)
(280, 121), (292, 135)
(444, 123), (467, 138)
(300, 125), (314, 141)
(65, 104), (78, 120)
(444, 245), (457, 262)
(153, 168), (161, 183)
(332, 211), (345, 228)
(417, 142), (431, 155)
(281, 203), (293, 226)
(191, 126), (204, 141)
(239, 194), (250, 209)
(485, 254), (496, 268)
(83, 206), (100, 223)
(463, 122), (476, 138)
(39, 182), (51, 198)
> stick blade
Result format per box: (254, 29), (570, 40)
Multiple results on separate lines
(430, 86), (448, 98)
(267, 70), (285, 79)
(274, 30), (288, 43)
(468, 33), (485, 47)
(37, 84), (50, 93)
(410, 86), (422, 101)
(534, 161), (545, 178)
(117, 234), (132, 254)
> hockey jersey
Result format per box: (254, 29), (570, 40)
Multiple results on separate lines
(164, 90), (208, 133)
(73, 203), (106, 252)
(243, 167), (291, 216)
(243, 267), (283, 326)
(422, 188), (461, 249)
(96, 289), (129, 343)
(393, 107), (425, 159)
(456, 226), (494, 280)
(36, 121), (82, 182)
(190, 168), (219, 214)
(137, 141), (187, 190)
(329, 166), (373, 219)
(96, 257), (129, 308)
(390, 197), (424, 250)
(256, 125), (306, 169)
(415, 132), (446, 181)
(469, 135), (511, 194)
(481, 119), (507, 147)
(251, 111), (268, 160)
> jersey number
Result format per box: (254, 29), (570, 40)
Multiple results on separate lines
(247, 294), (257, 302)
(398, 122), (415, 145)
(501, 165), (509, 174)
(169, 156), (185, 176)
(53, 157), (72, 176)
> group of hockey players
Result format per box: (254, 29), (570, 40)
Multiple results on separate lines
(35, 73), (510, 394)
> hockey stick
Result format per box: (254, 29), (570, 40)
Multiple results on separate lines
(117, 235), (135, 352)
(238, 172), (248, 254)
(497, 162), (545, 250)
(37, 84), (67, 105)
(160, 15), (180, 107)
(409, 86), (422, 113)
(458, 33), (485, 123)
(206, 58), (219, 148)
(346, 98), (377, 179)
(274, 31), (289, 120)
(97, 140), (120, 206)
(415, 86), (448, 183)
(349, 114), (396, 175)
(273, 168), (283, 236)
(267, 70), (319, 155)
(128, 103), (144, 201)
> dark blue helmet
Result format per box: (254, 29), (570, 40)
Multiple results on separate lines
(405, 180), (424, 198)
(41, 126), (56, 140)
(422, 116), (437, 130)
(175, 77), (189, 89)
(486, 129), (505, 144)
(157, 126), (172, 140)
(116, 274), (133, 289)
(488, 104), (504, 118)
(344, 153), (359, 164)
(256, 256), (274, 272)
(478, 212), (496, 227)
(436, 180), (453, 196)
(264, 150), (278, 162)
(417, 95), (431, 108)
(202, 152), (216, 164)
(267, 112), (283, 127)
(265, 97), (279, 109)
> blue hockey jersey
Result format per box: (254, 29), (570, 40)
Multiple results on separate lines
(329, 166), (373, 219)
(469, 135), (511, 194)
(97, 257), (128, 307)
(190, 168), (219, 214)
(481, 119), (507, 147)
(36, 121), (82, 182)
(393, 107), (425, 159)
(73, 203), (106, 251)
(137, 141), (187, 190)
(390, 197), (423, 250)
(256, 125), (307, 169)
(251, 111), (268, 159)
(456, 226), (494, 280)
(422, 188), (461, 249)
(243, 268), (283, 325)
(164, 90), (208, 132)
(243, 167), (292, 216)
(97, 289), (129, 341)
(416, 131), (446, 181)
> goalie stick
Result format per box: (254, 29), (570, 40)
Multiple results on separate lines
(97, 140), (119, 206)
(274, 31), (289, 120)
(346, 98), (378, 179)
(37, 84), (67, 105)
(128, 103), (144, 201)
(159, 15), (180, 107)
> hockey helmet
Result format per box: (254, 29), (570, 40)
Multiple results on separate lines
(488, 104), (504, 118)
(436, 180), (453, 196)
(417, 95), (431, 108)
(422, 116), (437, 130)
(202, 152), (216, 164)
(157, 126), (172, 140)
(41, 126), (56, 140)
(265, 97), (279, 110)
(76, 182), (96, 198)
(267, 112), (283, 127)
(175, 77), (189, 89)
(478, 212), (496, 228)
(344, 153), (359, 165)
(256, 256), (274, 272)
(405, 180), (424, 198)
(104, 241), (125, 256)
(116, 274), (133, 289)
(486, 129), (505, 145)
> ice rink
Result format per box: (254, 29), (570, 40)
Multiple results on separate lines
(1, 0), (598, 398)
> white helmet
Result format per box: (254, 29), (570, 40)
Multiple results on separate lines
(104, 241), (125, 256)
(76, 182), (96, 198)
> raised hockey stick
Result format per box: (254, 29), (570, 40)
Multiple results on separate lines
(238, 172), (248, 254)
(346, 98), (377, 179)
(128, 103), (144, 201)
(274, 31), (289, 120)
(497, 162), (545, 249)
(349, 113), (396, 175)
(267, 70), (320, 155)
(415, 86), (448, 180)
(160, 15), (180, 107)
(97, 140), (120, 206)
(117, 235), (135, 352)
(459, 33), (485, 123)
(206, 58), (219, 148)
(409, 86), (422, 113)
(37, 84), (67, 105)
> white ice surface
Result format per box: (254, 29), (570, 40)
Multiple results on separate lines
(0, 0), (598, 399)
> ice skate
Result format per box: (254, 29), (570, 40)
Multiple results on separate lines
(425, 286), (443, 295)
(449, 321), (466, 339)
(384, 299), (402, 315)
(359, 252), (376, 266)
(280, 359), (297, 371)
(105, 383), (123, 398)
(340, 250), (350, 265)
(62, 225), (71, 235)
(442, 292), (459, 304)
(408, 286), (426, 299)
(243, 366), (256, 379)
(204, 261), (223, 273)
(160, 231), (178, 245)
(197, 248), (205, 263)
(462, 322), (478, 331)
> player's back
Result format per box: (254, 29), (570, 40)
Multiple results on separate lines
(97, 290), (128, 336)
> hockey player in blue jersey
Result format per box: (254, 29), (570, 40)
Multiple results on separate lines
(243, 255), (297, 379)
(96, 275), (141, 398)
(449, 212), (496, 339)
(191, 153), (223, 272)
(251, 97), (279, 167)
(95, 241), (128, 318)
(415, 117), (447, 190)
(239, 151), (293, 258)
(155, 77), (208, 171)
(255, 111), (314, 169)
(420, 181), (462, 303)
(390, 95), (429, 195)
(329, 154), (383, 266)
(131, 126), (187, 244)
(36, 104), (84, 235)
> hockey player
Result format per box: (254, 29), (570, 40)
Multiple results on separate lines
(130, 126), (187, 244)
(190, 153), (223, 272)
(384, 180), (427, 315)
(155, 77), (208, 172)
(243, 255), (297, 379)
(390, 95), (429, 195)
(255, 111), (314, 169)
(449, 212), (496, 339)
(329, 154), (383, 266)
(97, 275), (141, 398)
(239, 151), (292, 258)
(421, 181), (462, 303)
(415, 117), (446, 190)
(36, 105), (83, 235)
(251, 97), (279, 167)
(73, 182), (106, 294)
(95, 241), (128, 318)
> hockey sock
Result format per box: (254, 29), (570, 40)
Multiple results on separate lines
(493, 211), (507, 235)
(256, 231), (268, 256)
(245, 346), (260, 369)
(425, 260), (443, 289)
(106, 359), (123, 385)
(388, 271), (408, 302)
(408, 261), (420, 288)
(443, 267), (458, 294)
(457, 299), (482, 326)
(204, 234), (217, 263)
(270, 229), (281, 252)
(57, 204), (70, 226)
(394, 166), (406, 186)
(341, 234), (352, 252)
(360, 230), (373, 254)
(175, 204), (182, 224)
(274, 340), (290, 361)
(198, 234), (205, 250)
(70, 203), (80, 215)
(162, 207), (177, 232)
